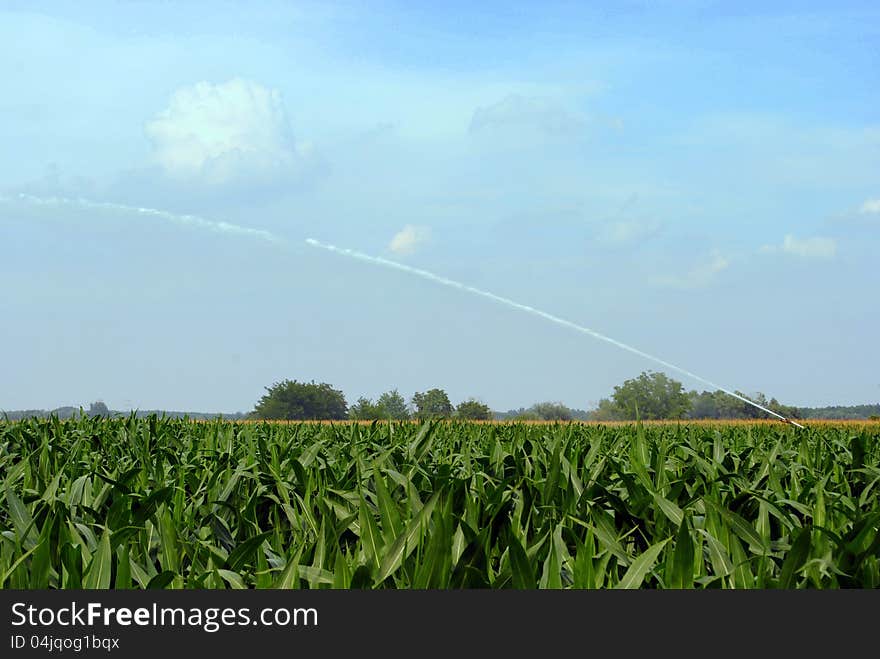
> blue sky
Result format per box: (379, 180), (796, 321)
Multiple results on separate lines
(2, 1), (878, 412)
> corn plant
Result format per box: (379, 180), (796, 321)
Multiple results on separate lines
(1, 416), (878, 588)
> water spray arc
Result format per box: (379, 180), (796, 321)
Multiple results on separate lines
(2, 191), (803, 427)
(5, 193), (283, 244)
(306, 238), (805, 428)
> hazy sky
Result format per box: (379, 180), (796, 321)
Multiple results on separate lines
(2, 1), (878, 413)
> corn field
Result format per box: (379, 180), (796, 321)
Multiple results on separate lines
(1, 416), (878, 588)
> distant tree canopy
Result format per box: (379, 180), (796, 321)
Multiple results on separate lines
(529, 402), (575, 421)
(687, 390), (801, 420)
(8, 371), (825, 424)
(455, 399), (493, 420)
(349, 397), (386, 420)
(606, 371), (691, 420)
(349, 389), (411, 421)
(497, 407), (538, 421)
(412, 389), (453, 419)
(252, 380), (347, 420)
(88, 401), (110, 417)
(497, 404), (590, 421)
(589, 398), (619, 422)
(377, 389), (410, 420)
(797, 404), (880, 420)
(587, 371), (802, 421)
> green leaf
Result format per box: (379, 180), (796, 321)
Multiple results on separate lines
(30, 515), (54, 589)
(845, 513), (880, 555)
(5, 487), (39, 548)
(216, 569), (247, 589)
(297, 566), (334, 587)
(572, 530), (596, 590)
(60, 543), (83, 589)
(653, 492), (684, 527)
(358, 492), (383, 573)
(83, 529), (112, 589)
(412, 499), (452, 589)
(375, 491), (440, 585)
(147, 571), (177, 589)
(538, 530), (563, 590)
(332, 551), (352, 589)
(41, 471), (64, 504)
(543, 440), (562, 504)
(779, 526), (812, 589)
(449, 537), (490, 588)
(508, 535), (536, 589)
(373, 469), (403, 544)
(273, 549), (303, 589)
(615, 538), (670, 589)
(227, 531), (273, 572)
(813, 483), (826, 528)
(0, 544), (40, 588)
(132, 487), (173, 524)
(697, 529), (734, 580)
(670, 517), (694, 589)
(407, 420), (434, 456)
(115, 546), (132, 589)
(706, 500), (767, 554)
(349, 565), (373, 589)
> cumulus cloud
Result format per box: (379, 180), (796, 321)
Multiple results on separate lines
(469, 94), (585, 141)
(389, 225), (430, 255)
(654, 250), (730, 289)
(145, 78), (304, 185)
(859, 198), (880, 214)
(759, 234), (837, 259)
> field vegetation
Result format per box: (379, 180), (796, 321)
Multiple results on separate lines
(1, 416), (878, 589)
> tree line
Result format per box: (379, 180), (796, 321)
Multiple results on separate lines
(589, 371), (801, 421)
(247, 371), (807, 422)
(251, 381), (495, 421)
(7, 372), (874, 422)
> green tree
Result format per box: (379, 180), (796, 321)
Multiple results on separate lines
(611, 371), (691, 420)
(377, 389), (410, 420)
(88, 401), (110, 417)
(529, 401), (574, 421)
(687, 389), (800, 420)
(766, 396), (800, 420)
(498, 407), (539, 421)
(589, 398), (619, 421)
(252, 379), (347, 420)
(349, 397), (385, 420)
(411, 388), (453, 419)
(456, 399), (493, 420)
(687, 390), (722, 419)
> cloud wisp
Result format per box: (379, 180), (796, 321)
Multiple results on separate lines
(859, 199), (880, 215)
(388, 224), (431, 255)
(760, 234), (837, 259)
(653, 250), (730, 290)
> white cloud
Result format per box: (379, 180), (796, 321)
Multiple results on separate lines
(859, 198), (880, 214)
(145, 78), (300, 185)
(759, 234), (837, 259)
(654, 250), (730, 289)
(782, 234), (837, 258)
(389, 225), (430, 255)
